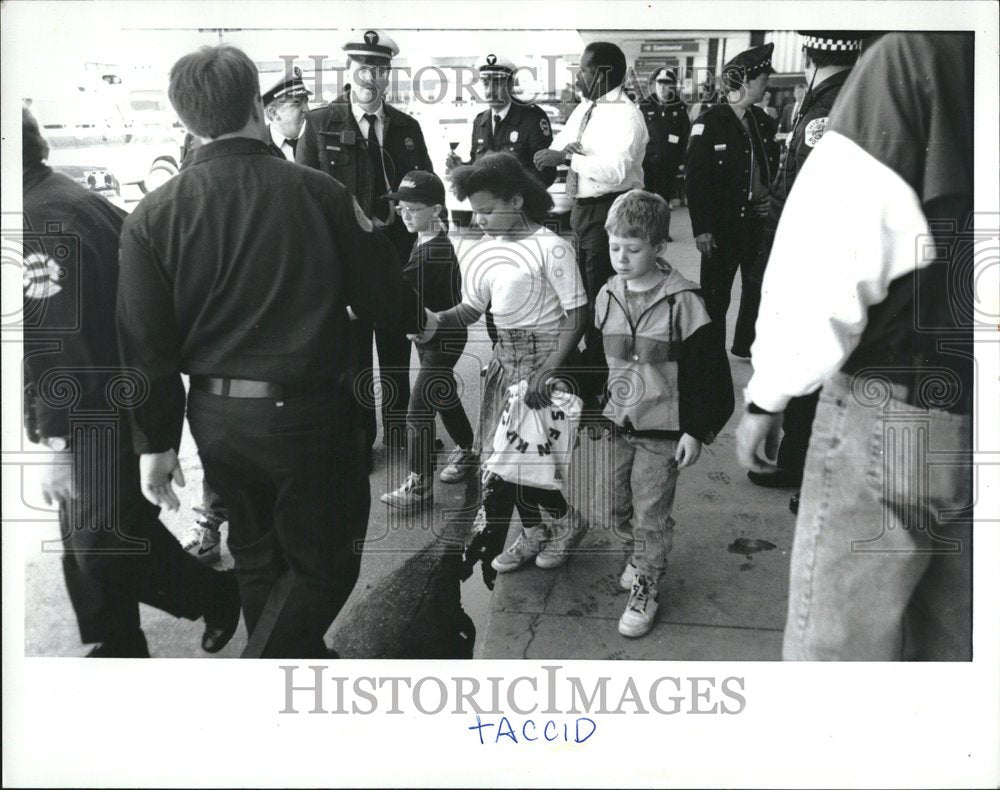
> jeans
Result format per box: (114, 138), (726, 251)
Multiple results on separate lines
(406, 336), (475, 478)
(605, 429), (679, 585)
(783, 372), (973, 661)
(478, 329), (560, 459)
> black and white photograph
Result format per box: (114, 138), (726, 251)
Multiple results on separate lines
(3, 1), (998, 786)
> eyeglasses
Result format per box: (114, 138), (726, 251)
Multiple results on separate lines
(394, 205), (433, 216)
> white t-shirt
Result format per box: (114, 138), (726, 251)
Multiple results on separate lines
(458, 226), (588, 334)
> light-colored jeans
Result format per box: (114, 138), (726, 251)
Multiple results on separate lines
(478, 329), (559, 459)
(606, 429), (679, 585)
(783, 371), (972, 661)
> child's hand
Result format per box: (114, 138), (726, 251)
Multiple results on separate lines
(675, 434), (702, 469)
(524, 367), (555, 409)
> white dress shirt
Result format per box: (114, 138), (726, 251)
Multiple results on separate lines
(551, 85), (649, 198)
(351, 100), (386, 145)
(269, 123), (304, 162)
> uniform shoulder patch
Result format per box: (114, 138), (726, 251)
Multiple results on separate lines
(539, 116), (551, 137)
(804, 117), (829, 148)
(23, 251), (64, 300)
(691, 123), (705, 136)
(352, 198), (373, 232)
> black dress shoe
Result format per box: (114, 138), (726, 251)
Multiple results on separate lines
(202, 571), (241, 654)
(87, 631), (150, 658)
(747, 468), (802, 489)
(730, 347), (752, 359)
(789, 491), (801, 515)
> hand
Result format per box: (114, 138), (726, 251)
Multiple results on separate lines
(695, 233), (716, 257)
(524, 366), (555, 409)
(39, 450), (75, 506)
(735, 411), (783, 474)
(445, 151), (462, 171)
(563, 141), (584, 155)
(533, 148), (567, 170)
(413, 308), (439, 344)
(139, 449), (186, 511)
(674, 434), (703, 470)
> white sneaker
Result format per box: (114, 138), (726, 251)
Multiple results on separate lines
(619, 560), (637, 591)
(535, 508), (588, 569)
(180, 521), (221, 564)
(380, 472), (433, 510)
(618, 575), (659, 638)
(439, 446), (477, 483)
(491, 528), (544, 573)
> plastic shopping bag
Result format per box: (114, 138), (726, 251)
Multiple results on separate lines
(484, 381), (583, 492)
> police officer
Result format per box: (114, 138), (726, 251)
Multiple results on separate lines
(685, 42), (779, 357)
(639, 66), (691, 228)
(116, 45), (429, 658)
(298, 30), (433, 452)
(22, 108), (240, 657)
(741, 32), (864, 496)
(262, 66), (312, 161)
(445, 53), (556, 188)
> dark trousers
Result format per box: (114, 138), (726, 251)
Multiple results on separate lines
(407, 336), (475, 478)
(644, 163), (681, 204)
(699, 217), (766, 354)
(484, 477), (569, 550)
(570, 197), (618, 406)
(352, 223), (417, 449)
(777, 391), (820, 477)
(60, 431), (217, 645)
(194, 478), (227, 527)
(187, 388), (370, 658)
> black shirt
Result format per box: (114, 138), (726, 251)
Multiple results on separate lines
(402, 231), (462, 313)
(117, 136), (424, 453)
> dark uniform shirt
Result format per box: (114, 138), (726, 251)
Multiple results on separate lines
(765, 69), (851, 229)
(116, 137), (424, 454)
(468, 102), (556, 187)
(23, 165), (127, 440)
(296, 96), (433, 220)
(685, 103), (779, 236)
(638, 96), (691, 188)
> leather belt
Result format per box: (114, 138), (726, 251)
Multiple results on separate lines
(190, 376), (331, 399)
(574, 191), (627, 206)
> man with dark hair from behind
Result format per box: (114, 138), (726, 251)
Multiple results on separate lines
(22, 108), (240, 657)
(534, 41), (649, 411)
(116, 45), (429, 658)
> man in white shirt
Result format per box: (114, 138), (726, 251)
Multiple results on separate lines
(262, 68), (311, 161)
(534, 41), (649, 406)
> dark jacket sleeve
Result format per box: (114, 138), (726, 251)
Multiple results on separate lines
(325, 185), (425, 336)
(412, 120), (434, 174)
(677, 108), (692, 159)
(684, 111), (716, 237)
(23, 200), (122, 440)
(296, 112), (322, 171)
(115, 209), (186, 454)
(677, 301), (734, 443)
(526, 107), (557, 187)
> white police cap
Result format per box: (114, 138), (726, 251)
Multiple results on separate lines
(343, 29), (400, 61)
(476, 53), (516, 77)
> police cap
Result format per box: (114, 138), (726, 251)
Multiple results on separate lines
(261, 66), (312, 106)
(343, 29), (400, 62)
(722, 42), (776, 82)
(476, 53), (517, 78)
(798, 31), (865, 52)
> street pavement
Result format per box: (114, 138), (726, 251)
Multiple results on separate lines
(22, 205), (795, 659)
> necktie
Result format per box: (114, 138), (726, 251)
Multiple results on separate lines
(565, 102), (595, 199)
(493, 113), (502, 139)
(285, 137), (298, 156)
(364, 113), (389, 221)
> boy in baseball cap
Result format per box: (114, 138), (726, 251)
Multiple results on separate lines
(380, 172), (476, 509)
